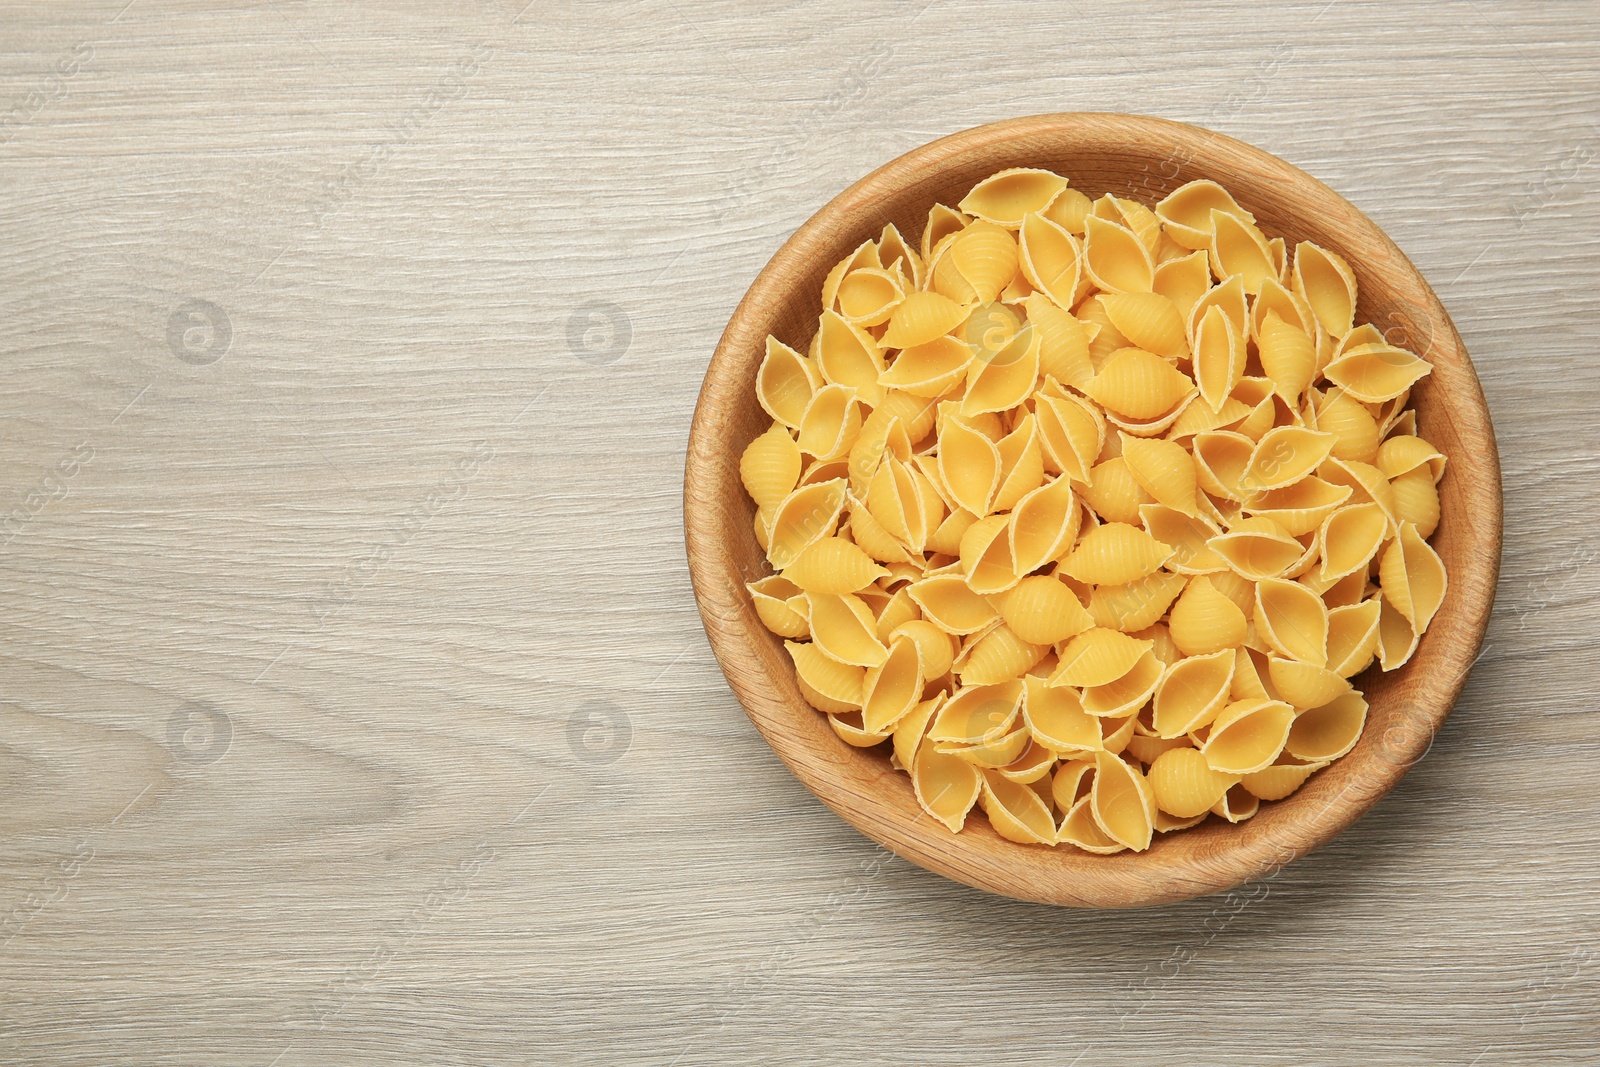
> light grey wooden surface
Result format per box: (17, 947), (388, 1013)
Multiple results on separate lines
(1, 2), (1596, 1064)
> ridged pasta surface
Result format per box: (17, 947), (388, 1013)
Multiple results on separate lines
(739, 170), (1447, 852)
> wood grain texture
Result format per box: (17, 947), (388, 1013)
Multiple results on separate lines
(685, 112), (1502, 908)
(0, 0), (1596, 1063)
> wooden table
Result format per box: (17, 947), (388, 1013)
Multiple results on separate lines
(2, 2), (1595, 1063)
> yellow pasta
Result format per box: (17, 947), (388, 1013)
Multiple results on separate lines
(959, 167), (1070, 228)
(1081, 346), (1195, 421)
(740, 165), (1446, 854)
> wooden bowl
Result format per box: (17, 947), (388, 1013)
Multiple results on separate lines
(683, 113), (1501, 908)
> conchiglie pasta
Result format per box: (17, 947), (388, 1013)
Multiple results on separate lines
(741, 164), (1445, 855)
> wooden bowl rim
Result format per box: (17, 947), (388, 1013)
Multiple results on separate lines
(684, 112), (1502, 908)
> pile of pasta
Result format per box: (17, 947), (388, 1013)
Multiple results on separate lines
(738, 168), (1447, 853)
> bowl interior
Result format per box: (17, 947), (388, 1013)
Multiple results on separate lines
(685, 113), (1501, 907)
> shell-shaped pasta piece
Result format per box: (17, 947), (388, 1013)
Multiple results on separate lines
(1059, 794), (1126, 854)
(1037, 184), (1090, 233)
(891, 619), (958, 681)
(958, 513), (1017, 596)
(926, 507), (977, 556)
(1254, 578), (1329, 666)
(938, 414), (1002, 517)
(1151, 649), (1235, 737)
(958, 167), (1069, 227)
(821, 239), (882, 309)
(1099, 292), (1187, 358)
(1323, 342), (1433, 403)
(1319, 502), (1390, 582)
(1249, 277), (1315, 341)
(1018, 213), (1082, 309)
(757, 336), (822, 429)
(1257, 311), (1317, 406)
(749, 575), (809, 639)
(979, 771), (1057, 844)
(1023, 295), (1095, 389)
(879, 335), (972, 397)
(907, 573), (1000, 635)
(1009, 476), (1082, 575)
(797, 383), (863, 461)
(1099, 194), (1162, 258)
(912, 742), (982, 832)
(1155, 179), (1255, 250)
(1266, 655), (1351, 710)
(782, 536), (889, 594)
(1101, 709), (1141, 755)
(1326, 599), (1381, 677)
(949, 223), (1020, 303)
(807, 592), (890, 668)
(1241, 759), (1327, 801)
(1192, 430), (1255, 500)
(1091, 751), (1154, 851)
(1243, 477), (1352, 537)
(1120, 434), (1199, 515)
(864, 456), (924, 551)
(740, 423), (802, 508)
(1316, 388), (1382, 463)
(1377, 592), (1419, 671)
(1083, 347), (1194, 421)
(1377, 435), (1447, 484)
(873, 587), (920, 645)
(1378, 520), (1448, 633)
(1241, 426), (1336, 494)
(1139, 505), (1227, 574)
(1208, 516), (1304, 580)
(962, 320), (1040, 417)
(1209, 211), (1277, 294)
(1148, 745), (1238, 817)
(877, 222), (923, 288)
(1000, 575), (1095, 646)
(1193, 303), (1245, 414)
(1388, 467), (1441, 539)
(1051, 627), (1153, 688)
(928, 233), (979, 303)
(1075, 646), (1164, 723)
(1035, 391), (1106, 483)
(875, 390), (938, 444)
(786, 639), (865, 708)
(814, 309), (886, 406)
(1211, 783), (1260, 823)
(1167, 574), (1249, 657)
(1125, 732), (1189, 766)
(1051, 757), (1096, 809)
(1188, 274), (1249, 346)
(1083, 215), (1155, 294)
(995, 738), (1057, 784)
(921, 203), (971, 261)
(882, 291), (970, 350)
(1088, 570), (1186, 632)
(860, 636), (924, 734)
(1082, 457), (1154, 525)
(835, 267), (905, 328)
(892, 693), (941, 768)
(1168, 393), (1251, 444)
(1059, 521), (1174, 586)
(1151, 249), (1212, 321)
(828, 710), (891, 747)
(1292, 241), (1357, 338)
(1202, 698), (1295, 774)
(1076, 294), (1132, 366)
(1285, 690), (1368, 762)
(929, 680), (1025, 744)
(1022, 675), (1102, 752)
(846, 409), (910, 493)
(1320, 456), (1398, 520)
(766, 478), (848, 569)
